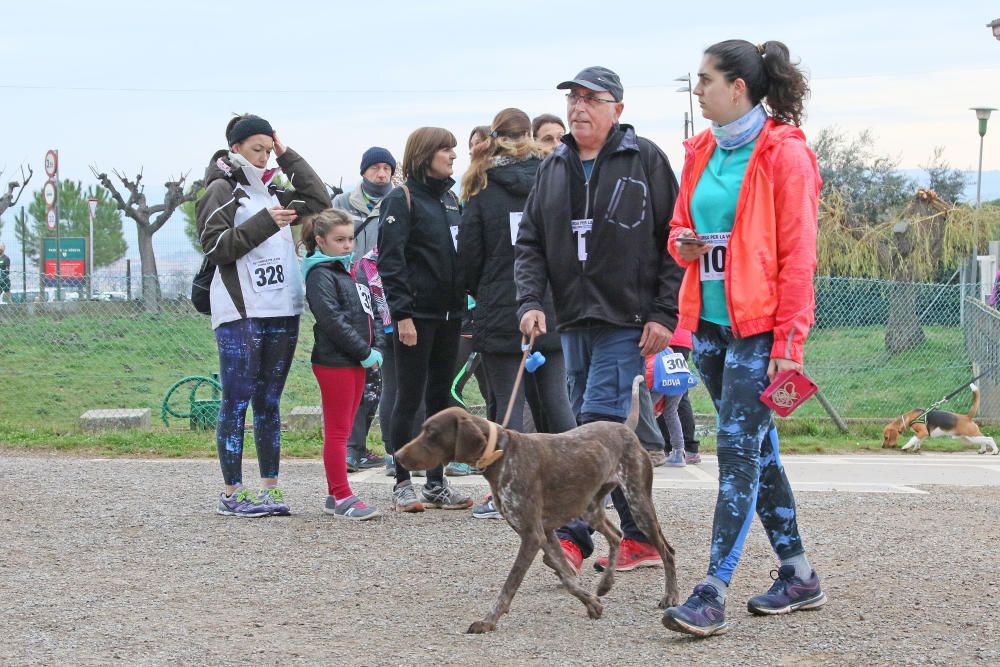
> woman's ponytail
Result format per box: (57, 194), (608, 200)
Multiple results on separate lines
(705, 39), (809, 127)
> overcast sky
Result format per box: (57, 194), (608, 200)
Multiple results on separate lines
(1, 0), (999, 261)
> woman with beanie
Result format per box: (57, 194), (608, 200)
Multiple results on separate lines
(377, 127), (473, 513)
(662, 40), (826, 637)
(197, 113), (331, 517)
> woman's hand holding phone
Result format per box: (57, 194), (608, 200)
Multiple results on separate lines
(675, 231), (711, 261)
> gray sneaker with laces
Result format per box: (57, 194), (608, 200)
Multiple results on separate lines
(393, 480), (425, 513)
(421, 481), (473, 509)
(258, 487), (291, 515)
(325, 495), (380, 521)
(665, 449), (687, 467)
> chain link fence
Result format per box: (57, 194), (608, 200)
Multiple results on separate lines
(1, 271), (996, 436)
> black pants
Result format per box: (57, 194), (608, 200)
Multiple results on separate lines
(480, 352), (575, 433)
(390, 317), (462, 485)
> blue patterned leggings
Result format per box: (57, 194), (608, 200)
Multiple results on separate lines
(214, 316), (299, 486)
(692, 321), (804, 585)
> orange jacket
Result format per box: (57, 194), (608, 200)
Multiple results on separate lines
(668, 119), (820, 364)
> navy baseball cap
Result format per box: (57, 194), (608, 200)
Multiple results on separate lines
(557, 66), (623, 102)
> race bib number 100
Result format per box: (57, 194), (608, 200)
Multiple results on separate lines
(249, 256), (286, 293)
(698, 232), (730, 282)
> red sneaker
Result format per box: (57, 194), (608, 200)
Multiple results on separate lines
(594, 538), (662, 572)
(559, 538), (583, 573)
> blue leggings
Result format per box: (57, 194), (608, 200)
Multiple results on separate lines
(214, 316), (299, 486)
(692, 321), (804, 585)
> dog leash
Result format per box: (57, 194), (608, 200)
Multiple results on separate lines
(907, 370), (991, 426)
(500, 332), (536, 429)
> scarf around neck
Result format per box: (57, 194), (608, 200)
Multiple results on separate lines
(712, 104), (767, 150)
(302, 249), (354, 279)
(228, 151), (273, 194)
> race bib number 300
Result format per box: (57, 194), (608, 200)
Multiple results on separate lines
(698, 232), (730, 282)
(249, 256), (286, 293)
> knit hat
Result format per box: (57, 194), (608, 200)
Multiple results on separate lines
(226, 115), (274, 147)
(360, 147), (397, 176)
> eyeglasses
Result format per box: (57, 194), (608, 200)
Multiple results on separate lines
(566, 92), (617, 107)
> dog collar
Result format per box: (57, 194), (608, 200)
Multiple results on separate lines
(475, 421), (505, 470)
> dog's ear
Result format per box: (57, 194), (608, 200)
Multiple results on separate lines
(882, 424), (898, 448)
(454, 414), (488, 464)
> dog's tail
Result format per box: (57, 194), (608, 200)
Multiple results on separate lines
(625, 375), (643, 431)
(968, 384), (981, 419)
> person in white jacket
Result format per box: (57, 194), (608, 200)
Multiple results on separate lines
(196, 113), (331, 517)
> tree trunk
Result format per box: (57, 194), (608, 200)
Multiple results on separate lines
(885, 281), (925, 354)
(136, 225), (161, 312)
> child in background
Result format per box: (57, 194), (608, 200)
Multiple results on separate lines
(646, 345), (698, 467)
(301, 209), (383, 520)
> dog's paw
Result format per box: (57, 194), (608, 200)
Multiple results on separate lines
(585, 596), (604, 620)
(659, 589), (680, 609)
(467, 620), (495, 634)
(596, 574), (615, 597)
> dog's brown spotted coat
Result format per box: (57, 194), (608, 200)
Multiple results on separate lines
(395, 377), (680, 633)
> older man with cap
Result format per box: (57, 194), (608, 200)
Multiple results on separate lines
(332, 147), (397, 259)
(515, 66), (683, 572)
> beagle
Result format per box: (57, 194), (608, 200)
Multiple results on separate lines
(882, 384), (998, 455)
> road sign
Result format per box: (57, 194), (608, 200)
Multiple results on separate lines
(44, 150), (58, 178)
(87, 198), (98, 220)
(46, 209), (56, 230)
(43, 180), (57, 207)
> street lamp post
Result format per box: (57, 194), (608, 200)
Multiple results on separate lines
(675, 74), (695, 139)
(971, 107), (995, 209)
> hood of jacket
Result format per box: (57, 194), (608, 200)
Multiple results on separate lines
(302, 249), (353, 279)
(487, 157), (541, 197)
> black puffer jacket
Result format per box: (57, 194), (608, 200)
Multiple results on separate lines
(376, 176), (466, 322)
(304, 256), (384, 368)
(458, 157), (561, 354)
(515, 125), (683, 331)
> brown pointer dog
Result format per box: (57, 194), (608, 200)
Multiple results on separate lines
(882, 384), (998, 454)
(395, 376), (680, 634)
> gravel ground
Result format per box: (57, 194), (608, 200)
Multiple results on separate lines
(3, 452), (999, 666)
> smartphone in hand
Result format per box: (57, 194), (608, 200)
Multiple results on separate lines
(676, 235), (707, 245)
(286, 199), (306, 211)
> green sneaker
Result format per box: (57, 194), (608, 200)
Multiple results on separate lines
(258, 487), (291, 516)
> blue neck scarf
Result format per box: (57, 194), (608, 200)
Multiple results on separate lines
(712, 104), (767, 150)
(302, 249), (353, 279)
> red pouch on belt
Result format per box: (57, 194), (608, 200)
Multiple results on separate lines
(759, 369), (818, 417)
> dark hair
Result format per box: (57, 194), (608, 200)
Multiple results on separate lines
(461, 108), (541, 200)
(531, 113), (565, 139)
(704, 39), (808, 126)
(298, 208), (353, 255)
(469, 125), (491, 147)
(401, 127), (458, 182)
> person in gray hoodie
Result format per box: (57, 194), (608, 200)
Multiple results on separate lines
(332, 147), (397, 472)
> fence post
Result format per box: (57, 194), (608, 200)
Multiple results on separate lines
(126, 259), (132, 300)
(813, 388), (849, 433)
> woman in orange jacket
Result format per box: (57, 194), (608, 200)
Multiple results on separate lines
(661, 39), (826, 638)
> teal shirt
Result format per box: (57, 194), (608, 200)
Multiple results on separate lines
(689, 140), (756, 326)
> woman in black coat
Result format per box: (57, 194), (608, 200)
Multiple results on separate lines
(458, 108), (576, 436)
(376, 127), (474, 513)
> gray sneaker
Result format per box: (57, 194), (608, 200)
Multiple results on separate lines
(421, 481), (474, 509)
(685, 452), (702, 465)
(217, 487), (272, 517)
(647, 449), (667, 467)
(665, 449), (687, 467)
(393, 480), (425, 513)
(472, 495), (502, 519)
(258, 487), (291, 515)
(324, 495), (380, 521)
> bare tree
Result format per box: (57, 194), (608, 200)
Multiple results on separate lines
(91, 166), (203, 311)
(0, 164), (34, 219)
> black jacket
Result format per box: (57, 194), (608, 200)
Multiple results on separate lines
(514, 125), (683, 331)
(458, 157), (561, 355)
(304, 257), (385, 368)
(377, 176), (466, 321)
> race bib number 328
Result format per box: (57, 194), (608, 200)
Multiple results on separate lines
(249, 256), (286, 293)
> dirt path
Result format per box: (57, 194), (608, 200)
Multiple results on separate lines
(3, 453), (998, 666)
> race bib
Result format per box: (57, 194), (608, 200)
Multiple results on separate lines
(247, 255), (286, 293)
(698, 232), (730, 282)
(571, 218), (593, 261)
(509, 212), (523, 245)
(355, 283), (374, 318)
(450, 225), (459, 251)
(652, 348), (699, 396)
